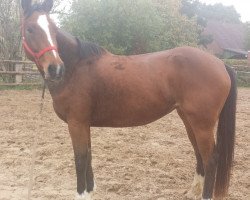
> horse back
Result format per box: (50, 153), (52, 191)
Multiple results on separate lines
(86, 47), (230, 127)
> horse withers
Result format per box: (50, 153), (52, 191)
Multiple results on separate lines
(21, 0), (237, 199)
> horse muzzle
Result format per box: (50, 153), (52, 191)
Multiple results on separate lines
(45, 64), (65, 82)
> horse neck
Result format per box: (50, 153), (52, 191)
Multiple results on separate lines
(47, 29), (80, 94)
(56, 29), (81, 73)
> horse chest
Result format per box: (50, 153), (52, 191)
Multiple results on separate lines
(52, 99), (69, 122)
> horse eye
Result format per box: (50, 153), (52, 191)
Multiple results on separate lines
(27, 27), (33, 34)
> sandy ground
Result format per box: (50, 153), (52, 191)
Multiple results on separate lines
(0, 88), (249, 200)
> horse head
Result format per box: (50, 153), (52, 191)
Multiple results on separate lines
(21, 0), (64, 81)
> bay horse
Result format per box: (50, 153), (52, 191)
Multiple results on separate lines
(21, 0), (237, 199)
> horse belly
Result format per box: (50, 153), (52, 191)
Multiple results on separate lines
(91, 53), (176, 127)
(91, 96), (175, 127)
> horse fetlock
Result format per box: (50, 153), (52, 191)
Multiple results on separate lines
(75, 190), (93, 200)
(185, 173), (204, 199)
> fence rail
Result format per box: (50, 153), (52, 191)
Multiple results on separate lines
(0, 60), (34, 64)
(237, 70), (250, 74)
(0, 71), (39, 75)
(0, 82), (42, 86)
(0, 60), (42, 86)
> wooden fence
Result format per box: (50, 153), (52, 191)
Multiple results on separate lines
(0, 60), (250, 87)
(233, 65), (250, 86)
(0, 60), (42, 86)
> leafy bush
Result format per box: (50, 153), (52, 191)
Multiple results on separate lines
(61, 0), (199, 55)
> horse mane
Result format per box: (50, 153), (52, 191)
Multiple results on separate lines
(76, 38), (105, 60)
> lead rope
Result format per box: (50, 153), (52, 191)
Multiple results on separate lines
(27, 81), (46, 200)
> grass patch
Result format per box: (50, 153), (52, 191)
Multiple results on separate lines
(237, 80), (250, 87)
(223, 59), (248, 66)
(0, 85), (42, 91)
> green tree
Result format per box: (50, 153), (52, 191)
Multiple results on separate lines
(61, 0), (199, 55)
(62, 0), (163, 54)
(154, 0), (199, 48)
(181, 0), (241, 48)
(244, 22), (250, 50)
(181, 0), (241, 24)
(0, 0), (21, 60)
(201, 3), (240, 23)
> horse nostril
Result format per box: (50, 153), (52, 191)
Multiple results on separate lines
(48, 65), (57, 79)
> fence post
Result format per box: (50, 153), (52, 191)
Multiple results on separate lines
(15, 62), (23, 84)
(248, 51), (250, 66)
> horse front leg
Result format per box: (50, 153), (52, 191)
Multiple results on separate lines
(86, 137), (95, 193)
(68, 120), (94, 200)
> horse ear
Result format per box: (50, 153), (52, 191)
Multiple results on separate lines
(42, 0), (54, 13)
(21, 0), (32, 13)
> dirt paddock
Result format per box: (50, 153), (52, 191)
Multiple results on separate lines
(0, 88), (249, 200)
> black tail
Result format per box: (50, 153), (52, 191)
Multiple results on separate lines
(214, 65), (237, 198)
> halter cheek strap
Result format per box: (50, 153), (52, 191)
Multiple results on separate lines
(21, 23), (58, 67)
(22, 38), (57, 66)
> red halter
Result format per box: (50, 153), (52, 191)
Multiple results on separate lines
(21, 21), (58, 67)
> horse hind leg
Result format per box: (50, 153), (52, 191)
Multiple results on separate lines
(180, 110), (218, 200)
(177, 110), (205, 200)
(195, 128), (217, 200)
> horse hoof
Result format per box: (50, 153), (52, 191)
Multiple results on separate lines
(185, 193), (200, 200)
(185, 188), (202, 200)
(93, 181), (97, 191)
(75, 191), (93, 200)
(185, 191), (202, 200)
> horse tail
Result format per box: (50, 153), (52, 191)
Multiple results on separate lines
(214, 65), (237, 198)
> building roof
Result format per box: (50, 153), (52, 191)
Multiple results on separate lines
(224, 48), (248, 55)
(203, 21), (246, 53)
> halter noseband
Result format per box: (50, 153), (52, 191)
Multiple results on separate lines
(21, 20), (58, 67)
